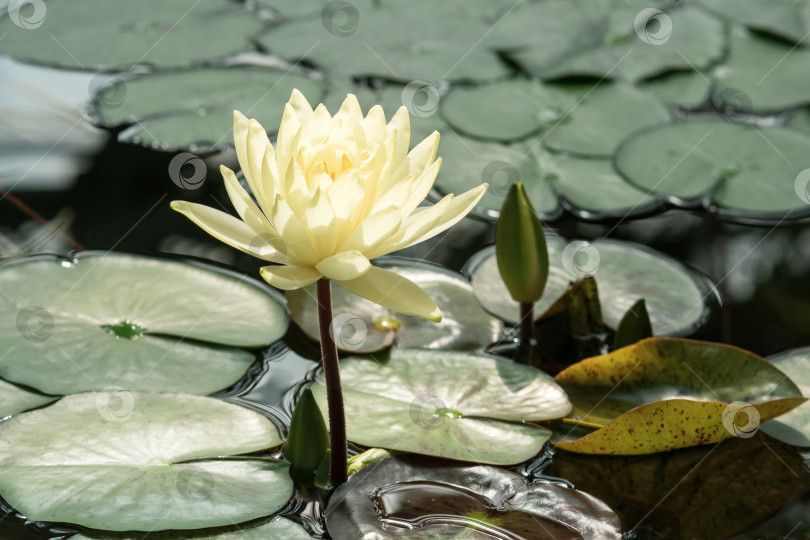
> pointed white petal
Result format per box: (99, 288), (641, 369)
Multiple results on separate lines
(337, 266), (441, 321)
(315, 251), (371, 281)
(260, 264), (322, 290)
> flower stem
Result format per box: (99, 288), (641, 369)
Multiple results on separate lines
(520, 301), (534, 343)
(316, 278), (348, 486)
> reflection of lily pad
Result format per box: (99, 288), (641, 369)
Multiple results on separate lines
(287, 259), (503, 353)
(311, 349), (572, 465)
(554, 436), (802, 539)
(0, 379), (55, 418)
(615, 121), (810, 220)
(73, 516), (312, 539)
(0, 392), (290, 531)
(327, 454), (622, 539)
(761, 347), (810, 447)
(467, 238), (712, 336)
(0, 0), (265, 71)
(554, 338), (806, 454)
(93, 67), (323, 151)
(0, 253), (287, 395)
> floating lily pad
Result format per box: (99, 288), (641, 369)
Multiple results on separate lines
(0, 0), (265, 71)
(467, 238), (713, 336)
(553, 338), (806, 454)
(695, 0), (810, 44)
(93, 67), (323, 151)
(72, 516), (312, 539)
(0, 379), (55, 418)
(0, 392), (290, 531)
(258, 0), (509, 81)
(714, 29), (810, 111)
(286, 259), (503, 354)
(0, 253), (287, 395)
(554, 435), (802, 539)
(640, 71), (713, 108)
(761, 347), (810, 447)
(311, 349), (572, 465)
(615, 121), (810, 220)
(327, 454), (622, 539)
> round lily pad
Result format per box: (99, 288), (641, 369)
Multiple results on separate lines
(310, 349), (572, 465)
(640, 71), (713, 108)
(0, 253), (287, 395)
(326, 454), (622, 539)
(93, 66), (323, 151)
(761, 347), (810, 447)
(72, 516), (312, 539)
(0, 0), (265, 71)
(0, 392), (290, 531)
(466, 238), (714, 336)
(286, 259), (503, 354)
(695, 0), (810, 44)
(554, 338), (806, 454)
(0, 379), (55, 419)
(614, 121), (810, 221)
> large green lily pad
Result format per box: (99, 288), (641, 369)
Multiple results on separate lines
(0, 392), (290, 531)
(0, 0), (265, 71)
(761, 347), (810, 447)
(311, 349), (572, 465)
(615, 121), (810, 220)
(0, 379), (55, 418)
(327, 454), (622, 539)
(72, 517), (312, 539)
(553, 338), (806, 454)
(640, 71), (713, 108)
(286, 259), (503, 354)
(695, 0), (810, 44)
(94, 66), (323, 151)
(0, 253), (287, 395)
(467, 238), (712, 336)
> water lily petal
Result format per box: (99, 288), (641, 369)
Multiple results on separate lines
(355, 105), (387, 154)
(170, 201), (288, 263)
(220, 165), (275, 237)
(390, 131), (439, 186)
(334, 93), (363, 128)
(246, 119), (276, 208)
(289, 88), (314, 125)
(340, 206), (403, 254)
(328, 169), (364, 244)
(277, 104), (303, 181)
(305, 104), (334, 147)
(366, 194), (453, 259)
(260, 265), (322, 290)
(337, 266), (441, 322)
(386, 106), (411, 171)
(301, 187), (338, 255)
(268, 195), (318, 266)
(401, 183), (488, 248)
(315, 251), (371, 281)
(401, 157), (442, 216)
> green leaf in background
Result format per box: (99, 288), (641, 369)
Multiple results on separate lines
(468, 238), (711, 336)
(93, 67), (324, 151)
(695, 0), (810, 44)
(615, 121), (810, 219)
(0, 0), (265, 71)
(311, 349), (572, 465)
(71, 516), (312, 540)
(326, 454), (622, 539)
(0, 378), (56, 418)
(761, 347), (810, 447)
(553, 338), (806, 454)
(640, 71), (713, 108)
(0, 392), (290, 531)
(287, 259), (503, 354)
(612, 298), (653, 349)
(284, 388), (330, 485)
(0, 253), (287, 395)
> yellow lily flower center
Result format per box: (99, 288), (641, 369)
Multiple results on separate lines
(324, 153), (353, 181)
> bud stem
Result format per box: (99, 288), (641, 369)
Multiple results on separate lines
(520, 301), (534, 343)
(316, 278), (348, 485)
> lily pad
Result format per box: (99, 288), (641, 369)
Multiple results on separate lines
(72, 517), (312, 539)
(695, 0), (810, 44)
(0, 0), (265, 71)
(286, 259), (503, 354)
(0, 253), (287, 395)
(311, 349), (572, 465)
(614, 121), (810, 221)
(466, 238), (713, 336)
(0, 392), (290, 531)
(553, 338), (806, 454)
(640, 71), (713, 108)
(0, 379), (55, 418)
(93, 66), (323, 151)
(761, 347), (810, 447)
(327, 454), (622, 539)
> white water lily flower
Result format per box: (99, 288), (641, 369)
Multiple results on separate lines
(171, 90), (488, 321)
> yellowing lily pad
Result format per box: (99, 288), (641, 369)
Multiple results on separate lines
(0, 392), (290, 531)
(0, 253), (287, 395)
(311, 349), (572, 465)
(286, 259), (503, 353)
(72, 516), (312, 539)
(0, 379), (55, 418)
(553, 338), (806, 454)
(761, 347), (810, 447)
